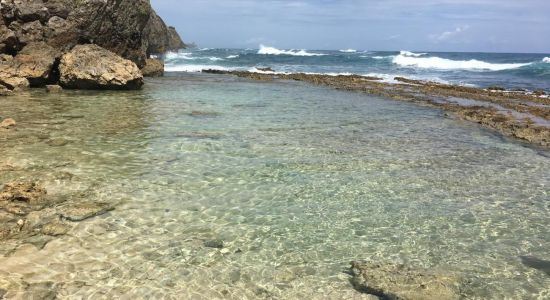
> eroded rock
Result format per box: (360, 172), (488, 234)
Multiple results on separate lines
(13, 41), (59, 86)
(0, 118), (16, 128)
(45, 84), (62, 93)
(59, 202), (114, 222)
(350, 261), (461, 300)
(141, 58), (164, 77)
(41, 222), (70, 236)
(59, 44), (144, 90)
(0, 182), (47, 205)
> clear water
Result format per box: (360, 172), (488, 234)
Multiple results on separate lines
(164, 48), (550, 91)
(0, 73), (549, 299)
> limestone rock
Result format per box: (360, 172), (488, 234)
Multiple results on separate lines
(45, 84), (62, 93)
(41, 222), (70, 236)
(0, 182), (47, 205)
(350, 261), (461, 300)
(141, 58), (164, 77)
(13, 41), (58, 86)
(59, 202), (114, 222)
(59, 44), (144, 90)
(0, 118), (16, 128)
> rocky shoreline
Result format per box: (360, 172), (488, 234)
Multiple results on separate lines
(202, 70), (550, 149)
(0, 0), (185, 93)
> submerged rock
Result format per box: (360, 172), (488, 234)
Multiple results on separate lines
(350, 261), (461, 300)
(59, 44), (143, 90)
(41, 222), (70, 236)
(0, 118), (16, 128)
(141, 58), (164, 77)
(204, 239), (224, 249)
(59, 202), (114, 222)
(45, 84), (62, 93)
(0, 182), (47, 205)
(520, 256), (550, 276)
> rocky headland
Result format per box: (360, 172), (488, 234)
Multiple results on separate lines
(0, 0), (185, 93)
(202, 70), (550, 148)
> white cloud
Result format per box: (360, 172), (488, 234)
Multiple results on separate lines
(430, 25), (470, 42)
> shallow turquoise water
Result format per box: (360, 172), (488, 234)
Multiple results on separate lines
(0, 73), (549, 299)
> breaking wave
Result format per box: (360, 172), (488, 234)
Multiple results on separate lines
(393, 54), (531, 71)
(400, 51), (427, 57)
(543, 57), (550, 63)
(226, 55), (239, 59)
(258, 45), (325, 57)
(339, 49), (357, 53)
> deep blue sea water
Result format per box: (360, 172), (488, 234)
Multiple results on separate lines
(164, 46), (550, 92)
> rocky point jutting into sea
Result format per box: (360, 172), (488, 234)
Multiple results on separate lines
(0, 0), (185, 93)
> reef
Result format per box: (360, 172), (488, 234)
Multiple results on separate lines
(202, 70), (550, 148)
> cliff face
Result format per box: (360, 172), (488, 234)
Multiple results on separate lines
(0, 0), (185, 68)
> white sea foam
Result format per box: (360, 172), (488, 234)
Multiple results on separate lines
(543, 57), (550, 63)
(258, 45), (325, 56)
(165, 51), (193, 60)
(399, 51), (427, 57)
(393, 54), (530, 71)
(226, 55), (239, 59)
(164, 52), (224, 62)
(339, 49), (357, 53)
(370, 56), (394, 60)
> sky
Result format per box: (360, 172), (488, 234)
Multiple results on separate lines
(150, 0), (550, 53)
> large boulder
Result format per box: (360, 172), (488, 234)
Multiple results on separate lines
(141, 58), (164, 77)
(12, 41), (58, 86)
(0, 54), (30, 90)
(59, 44), (143, 90)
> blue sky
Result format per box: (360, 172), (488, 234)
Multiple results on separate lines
(150, 0), (550, 53)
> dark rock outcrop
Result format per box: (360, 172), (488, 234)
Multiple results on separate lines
(59, 44), (144, 90)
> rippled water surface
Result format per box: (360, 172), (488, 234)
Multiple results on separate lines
(1, 73), (549, 299)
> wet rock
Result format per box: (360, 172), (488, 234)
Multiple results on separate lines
(257, 67), (274, 72)
(45, 84), (62, 93)
(141, 58), (164, 77)
(0, 118), (16, 128)
(204, 239), (224, 249)
(22, 234), (53, 250)
(22, 281), (57, 300)
(189, 111), (220, 117)
(520, 256), (550, 276)
(350, 261), (461, 300)
(46, 138), (69, 146)
(0, 84), (13, 95)
(0, 62), (30, 90)
(59, 44), (144, 90)
(175, 131), (223, 140)
(487, 86), (505, 91)
(41, 222), (70, 236)
(59, 202), (115, 222)
(0, 182), (47, 205)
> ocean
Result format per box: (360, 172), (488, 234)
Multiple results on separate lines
(164, 45), (550, 92)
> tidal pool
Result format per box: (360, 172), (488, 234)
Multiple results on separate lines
(0, 73), (549, 299)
